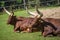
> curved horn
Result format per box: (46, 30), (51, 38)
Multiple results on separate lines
(3, 7), (12, 16)
(36, 9), (43, 17)
(26, 6), (37, 16)
(35, 6), (43, 18)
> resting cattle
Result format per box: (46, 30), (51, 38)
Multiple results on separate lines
(3, 6), (43, 33)
(40, 18), (60, 37)
(4, 7), (60, 37)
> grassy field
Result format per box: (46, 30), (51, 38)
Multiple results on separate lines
(0, 9), (60, 40)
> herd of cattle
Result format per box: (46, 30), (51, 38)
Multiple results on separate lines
(3, 6), (60, 37)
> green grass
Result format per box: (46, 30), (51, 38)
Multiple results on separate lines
(0, 10), (60, 40)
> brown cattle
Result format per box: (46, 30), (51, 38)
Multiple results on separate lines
(3, 6), (43, 33)
(40, 18), (60, 37)
(4, 7), (60, 37)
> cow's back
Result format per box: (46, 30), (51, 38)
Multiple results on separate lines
(43, 18), (60, 29)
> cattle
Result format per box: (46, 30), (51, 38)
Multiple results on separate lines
(3, 6), (43, 33)
(4, 7), (60, 37)
(40, 18), (60, 37)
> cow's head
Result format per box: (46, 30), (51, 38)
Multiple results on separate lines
(3, 7), (16, 25)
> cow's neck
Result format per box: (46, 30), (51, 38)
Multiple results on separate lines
(11, 16), (17, 25)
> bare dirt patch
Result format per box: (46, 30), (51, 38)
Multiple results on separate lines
(39, 7), (60, 19)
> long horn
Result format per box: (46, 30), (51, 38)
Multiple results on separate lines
(26, 6), (37, 16)
(36, 9), (43, 17)
(3, 7), (12, 15)
(35, 5), (43, 18)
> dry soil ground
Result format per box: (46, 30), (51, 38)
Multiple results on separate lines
(39, 7), (60, 19)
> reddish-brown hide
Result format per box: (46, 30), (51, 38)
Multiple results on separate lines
(40, 18), (60, 37)
(4, 7), (60, 37)
(7, 15), (41, 32)
(3, 7), (42, 33)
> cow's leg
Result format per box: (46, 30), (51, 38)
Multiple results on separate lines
(43, 31), (52, 37)
(14, 23), (20, 32)
(41, 30), (44, 35)
(14, 26), (20, 32)
(21, 27), (28, 33)
(21, 27), (32, 33)
(42, 28), (53, 37)
(27, 27), (32, 32)
(54, 28), (60, 35)
(14, 22), (22, 32)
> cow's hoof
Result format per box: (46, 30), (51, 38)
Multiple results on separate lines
(42, 33), (47, 37)
(16, 31), (20, 33)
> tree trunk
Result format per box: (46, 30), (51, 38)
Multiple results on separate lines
(36, 0), (40, 7)
(57, 0), (60, 5)
(23, 0), (26, 9)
